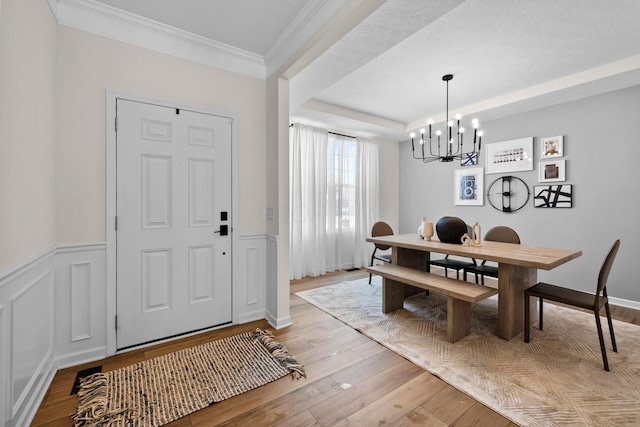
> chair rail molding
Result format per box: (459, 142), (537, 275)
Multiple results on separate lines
(0, 248), (56, 427)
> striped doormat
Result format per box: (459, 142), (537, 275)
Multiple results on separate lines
(73, 329), (305, 426)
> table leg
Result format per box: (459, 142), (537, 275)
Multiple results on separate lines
(448, 297), (471, 342)
(382, 278), (404, 313)
(395, 247), (429, 298)
(497, 263), (538, 340)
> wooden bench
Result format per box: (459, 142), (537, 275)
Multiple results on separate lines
(366, 264), (498, 343)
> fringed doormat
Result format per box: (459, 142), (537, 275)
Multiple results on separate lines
(73, 329), (305, 426)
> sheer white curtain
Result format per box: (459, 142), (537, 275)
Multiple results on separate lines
(290, 124), (328, 279)
(326, 133), (356, 271)
(354, 136), (380, 267)
(290, 124), (379, 279)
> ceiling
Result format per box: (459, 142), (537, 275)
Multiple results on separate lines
(89, 0), (640, 142)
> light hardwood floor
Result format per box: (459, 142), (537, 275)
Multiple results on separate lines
(32, 269), (638, 426)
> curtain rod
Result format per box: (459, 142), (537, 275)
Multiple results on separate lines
(290, 123), (356, 139)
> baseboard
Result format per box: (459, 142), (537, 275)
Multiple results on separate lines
(265, 311), (293, 330)
(609, 296), (640, 311)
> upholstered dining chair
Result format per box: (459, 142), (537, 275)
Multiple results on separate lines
(369, 221), (394, 284)
(464, 226), (520, 285)
(430, 216), (474, 280)
(524, 239), (620, 371)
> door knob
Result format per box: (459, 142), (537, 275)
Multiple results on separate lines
(214, 225), (228, 236)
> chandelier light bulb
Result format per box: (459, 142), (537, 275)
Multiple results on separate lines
(478, 131), (484, 137)
(472, 119), (479, 128)
(455, 114), (462, 120)
(427, 119), (433, 125)
(459, 127), (465, 133)
(410, 132), (416, 138)
(420, 128), (425, 134)
(436, 130), (442, 136)
(447, 120), (454, 127)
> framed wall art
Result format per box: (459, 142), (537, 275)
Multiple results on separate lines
(534, 184), (573, 208)
(454, 167), (484, 206)
(461, 153), (478, 166)
(541, 135), (563, 159)
(539, 159), (566, 182)
(485, 137), (534, 174)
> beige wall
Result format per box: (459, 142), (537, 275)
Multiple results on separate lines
(54, 26), (268, 244)
(378, 139), (400, 232)
(0, 0), (58, 270)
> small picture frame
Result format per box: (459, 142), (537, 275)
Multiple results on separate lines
(534, 184), (573, 208)
(541, 136), (563, 159)
(539, 159), (566, 182)
(461, 153), (478, 167)
(454, 167), (484, 206)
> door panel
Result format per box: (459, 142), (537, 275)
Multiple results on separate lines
(116, 99), (232, 349)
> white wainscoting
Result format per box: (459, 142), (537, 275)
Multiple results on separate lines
(235, 235), (267, 324)
(55, 244), (108, 368)
(0, 247), (57, 427)
(2, 234), (279, 425)
(264, 234), (292, 329)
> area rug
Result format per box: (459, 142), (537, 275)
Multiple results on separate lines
(73, 328), (305, 427)
(296, 277), (640, 426)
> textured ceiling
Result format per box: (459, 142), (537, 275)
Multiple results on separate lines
(91, 0), (640, 142)
(291, 0), (640, 140)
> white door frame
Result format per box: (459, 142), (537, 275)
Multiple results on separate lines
(105, 89), (239, 356)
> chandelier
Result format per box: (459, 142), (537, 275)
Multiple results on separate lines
(410, 74), (483, 163)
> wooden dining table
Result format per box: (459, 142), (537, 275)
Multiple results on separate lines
(366, 233), (582, 340)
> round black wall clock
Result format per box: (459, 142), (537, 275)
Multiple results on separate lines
(486, 175), (530, 213)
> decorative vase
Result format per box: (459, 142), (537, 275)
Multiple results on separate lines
(423, 221), (434, 241)
(472, 222), (482, 246)
(418, 216), (427, 238)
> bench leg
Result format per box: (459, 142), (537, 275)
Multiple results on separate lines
(447, 297), (471, 343)
(382, 278), (405, 313)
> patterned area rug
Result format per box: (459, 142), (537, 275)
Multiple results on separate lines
(296, 277), (640, 426)
(73, 329), (305, 426)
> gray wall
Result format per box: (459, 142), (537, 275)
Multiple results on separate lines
(399, 85), (640, 303)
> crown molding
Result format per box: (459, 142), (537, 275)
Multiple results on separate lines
(48, 0), (266, 79)
(265, 0), (348, 78)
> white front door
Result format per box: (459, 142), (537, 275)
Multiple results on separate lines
(116, 99), (232, 350)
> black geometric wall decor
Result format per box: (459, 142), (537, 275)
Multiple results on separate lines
(533, 184), (573, 208)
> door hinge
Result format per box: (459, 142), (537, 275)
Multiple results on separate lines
(115, 216), (118, 231)
(115, 315), (118, 329)
(115, 117), (118, 132)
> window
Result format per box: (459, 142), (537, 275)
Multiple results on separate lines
(329, 135), (356, 231)
(289, 123), (379, 279)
